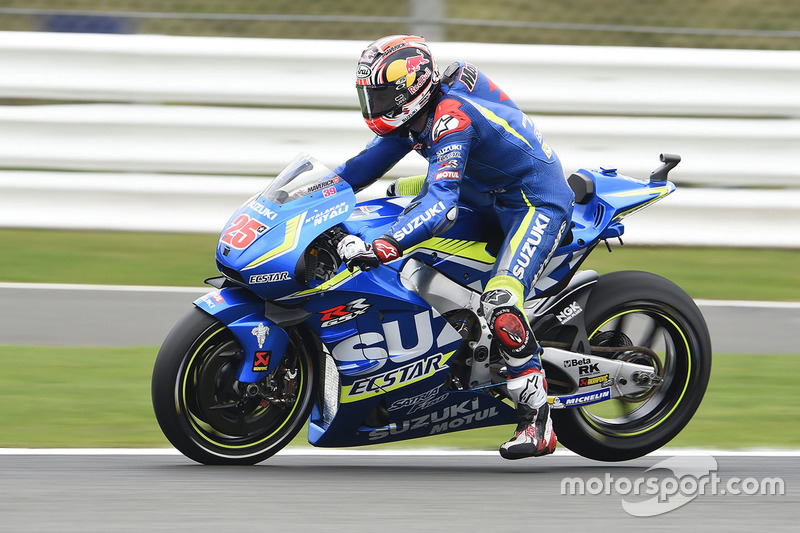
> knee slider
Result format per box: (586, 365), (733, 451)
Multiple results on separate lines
(480, 289), (537, 362)
(489, 306), (530, 352)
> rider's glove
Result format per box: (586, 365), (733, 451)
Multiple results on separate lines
(372, 235), (402, 263)
(337, 234), (403, 272)
(337, 235), (380, 272)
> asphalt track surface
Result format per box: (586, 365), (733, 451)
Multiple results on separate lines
(0, 450), (796, 532)
(1, 283), (800, 353)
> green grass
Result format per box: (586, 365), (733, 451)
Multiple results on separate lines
(1, 346), (797, 449)
(0, 346), (167, 447)
(582, 245), (800, 302)
(0, 229), (219, 287)
(2, 229), (800, 302)
(667, 353), (800, 449)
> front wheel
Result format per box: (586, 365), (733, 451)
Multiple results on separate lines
(552, 271), (712, 461)
(151, 308), (317, 465)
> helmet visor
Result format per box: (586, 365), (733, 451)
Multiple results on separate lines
(357, 84), (407, 120)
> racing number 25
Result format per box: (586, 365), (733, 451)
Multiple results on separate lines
(221, 214), (267, 249)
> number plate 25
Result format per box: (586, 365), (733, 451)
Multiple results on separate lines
(221, 214), (268, 249)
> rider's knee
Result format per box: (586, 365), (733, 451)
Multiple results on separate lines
(480, 288), (540, 369)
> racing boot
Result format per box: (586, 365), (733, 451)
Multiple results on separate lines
(480, 287), (557, 460)
(499, 366), (557, 460)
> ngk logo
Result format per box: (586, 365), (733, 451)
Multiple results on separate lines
(556, 302), (583, 324)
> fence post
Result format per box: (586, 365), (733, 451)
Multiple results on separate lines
(409, 0), (444, 41)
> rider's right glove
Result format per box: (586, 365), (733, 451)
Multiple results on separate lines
(337, 235), (381, 272)
(337, 234), (403, 272)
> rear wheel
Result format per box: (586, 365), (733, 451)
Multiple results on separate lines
(551, 271), (712, 461)
(152, 308), (316, 465)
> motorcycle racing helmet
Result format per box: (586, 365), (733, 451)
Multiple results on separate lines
(356, 35), (440, 136)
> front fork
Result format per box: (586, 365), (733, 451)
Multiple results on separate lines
(193, 285), (293, 383)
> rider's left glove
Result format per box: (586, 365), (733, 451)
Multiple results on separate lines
(337, 234), (402, 272)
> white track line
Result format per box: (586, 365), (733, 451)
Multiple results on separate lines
(694, 299), (800, 309)
(1, 447), (799, 457)
(1, 282), (799, 308)
(0, 282), (207, 293)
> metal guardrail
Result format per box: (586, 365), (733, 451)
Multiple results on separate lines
(1, 31), (799, 246)
(1, 169), (798, 247)
(2, 31), (799, 117)
(1, 104), (798, 187)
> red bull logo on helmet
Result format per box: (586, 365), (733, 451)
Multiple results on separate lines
(387, 52), (430, 88)
(408, 68), (431, 95)
(404, 53), (429, 74)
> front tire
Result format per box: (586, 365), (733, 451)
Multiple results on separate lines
(151, 308), (316, 465)
(551, 271), (712, 461)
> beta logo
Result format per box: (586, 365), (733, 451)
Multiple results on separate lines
(564, 357), (591, 368)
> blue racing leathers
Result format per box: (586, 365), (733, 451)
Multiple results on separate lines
(335, 61), (575, 374)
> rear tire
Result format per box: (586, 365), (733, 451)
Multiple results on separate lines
(152, 308), (316, 465)
(551, 271), (712, 461)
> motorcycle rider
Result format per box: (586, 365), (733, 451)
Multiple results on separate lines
(334, 35), (574, 459)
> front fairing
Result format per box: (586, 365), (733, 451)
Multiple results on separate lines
(215, 154), (356, 300)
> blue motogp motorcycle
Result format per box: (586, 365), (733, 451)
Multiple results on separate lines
(152, 153), (711, 465)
